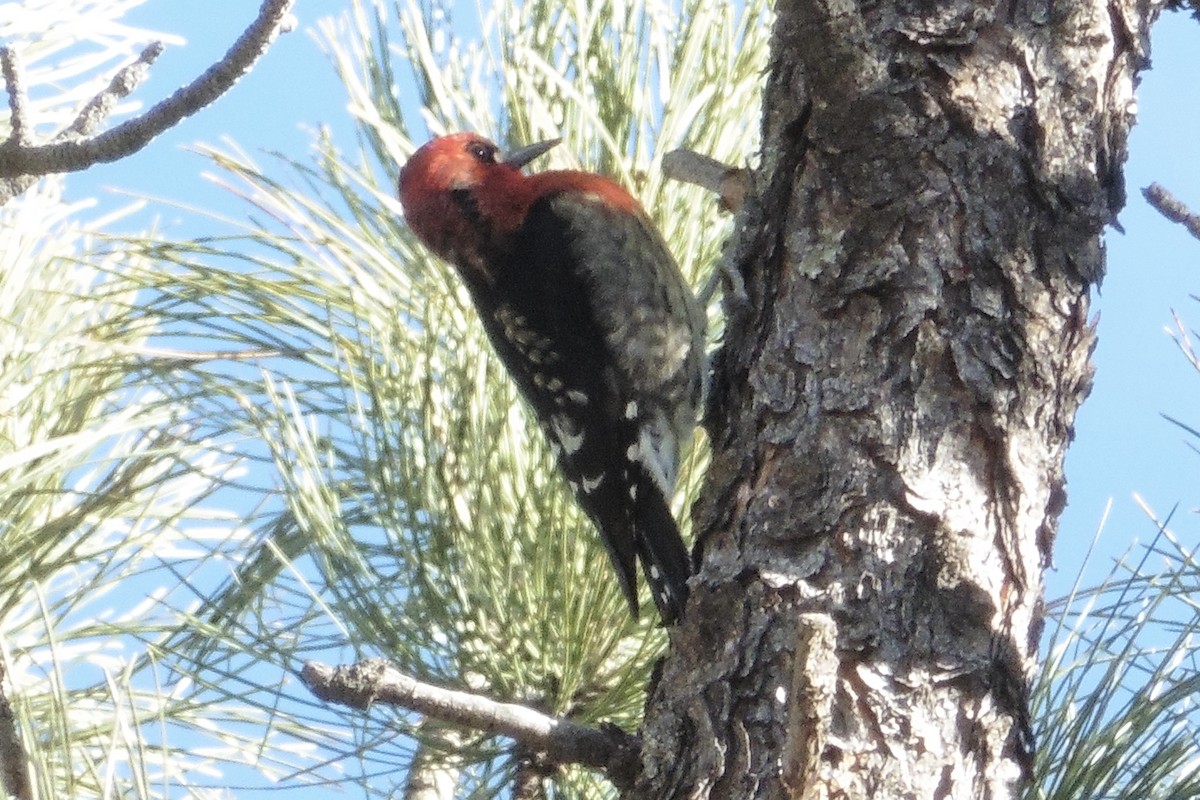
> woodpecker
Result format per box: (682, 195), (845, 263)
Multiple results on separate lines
(398, 132), (705, 624)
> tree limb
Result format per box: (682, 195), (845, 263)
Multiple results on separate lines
(662, 148), (752, 308)
(0, 43), (167, 204)
(299, 659), (640, 791)
(1144, 183), (1200, 242)
(59, 43), (165, 143)
(662, 148), (750, 213)
(1, 47), (29, 147)
(0, 0), (296, 200)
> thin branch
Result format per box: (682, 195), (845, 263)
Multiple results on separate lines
(0, 0), (296, 185)
(663, 148), (750, 214)
(60, 42), (165, 142)
(1, 41), (169, 205)
(1143, 182), (1200, 242)
(663, 148), (752, 309)
(1, 47), (30, 146)
(300, 660), (640, 790)
(0, 43), (168, 204)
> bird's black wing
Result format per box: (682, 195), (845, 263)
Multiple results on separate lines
(459, 190), (698, 623)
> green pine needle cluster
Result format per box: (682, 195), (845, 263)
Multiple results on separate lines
(1031, 509), (1200, 799)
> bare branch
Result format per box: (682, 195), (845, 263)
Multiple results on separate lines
(300, 660), (640, 790)
(663, 148), (753, 310)
(1144, 183), (1200, 242)
(60, 42), (165, 142)
(0, 42), (170, 204)
(0, 0), (296, 185)
(1, 47), (30, 147)
(667, 148), (748, 311)
(663, 148), (750, 213)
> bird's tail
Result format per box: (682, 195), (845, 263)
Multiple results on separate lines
(580, 462), (691, 624)
(550, 415), (692, 624)
(631, 466), (691, 625)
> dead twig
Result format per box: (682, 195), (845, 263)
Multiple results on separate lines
(1143, 183), (1200, 242)
(300, 659), (640, 791)
(663, 148), (751, 214)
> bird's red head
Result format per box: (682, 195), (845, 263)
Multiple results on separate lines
(398, 133), (560, 262)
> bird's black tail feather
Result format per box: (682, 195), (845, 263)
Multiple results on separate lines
(631, 466), (691, 625)
(575, 460), (691, 624)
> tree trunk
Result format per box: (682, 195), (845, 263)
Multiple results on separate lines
(639, 0), (1156, 797)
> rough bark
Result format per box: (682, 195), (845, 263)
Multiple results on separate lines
(639, 1), (1156, 798)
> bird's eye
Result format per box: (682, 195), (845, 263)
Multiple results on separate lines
(467, 142), (496, 164)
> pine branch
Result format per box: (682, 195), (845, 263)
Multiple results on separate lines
(299, 659), (640, 791)
(0, 0), (297, 203)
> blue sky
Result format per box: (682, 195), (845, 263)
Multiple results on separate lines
(1057, 12), (1200, 598)
(63, 4), (1200, 606)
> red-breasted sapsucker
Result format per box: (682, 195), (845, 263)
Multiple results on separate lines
(398, 132), (705, 624)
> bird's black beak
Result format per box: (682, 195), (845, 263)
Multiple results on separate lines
(503, 138), (561, 168)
